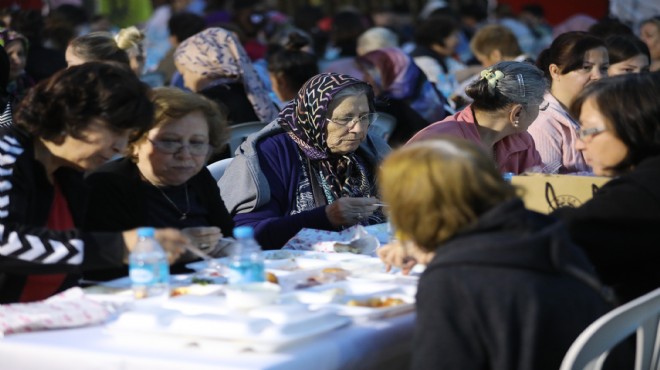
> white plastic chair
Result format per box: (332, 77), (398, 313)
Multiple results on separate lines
(228, 121), (268, 156)
(207, 158), (233, 181)
(369, 112), (397, 141)
(559, 287), (660, 370)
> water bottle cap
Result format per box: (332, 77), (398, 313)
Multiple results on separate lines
(234, 226), (254, 239)
(137, 227), (155, 238)
(503, 172), (514, 182)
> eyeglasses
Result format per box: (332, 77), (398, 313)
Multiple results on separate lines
(577, 127), (607, 141)
(148, 138), (210, 156)
(327, 113), (379, 128)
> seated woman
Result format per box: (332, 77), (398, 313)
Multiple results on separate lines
(408, 61), (545, 174)
(378, 138), (616, 370)
(220, 73), (390, 249)
(554, 72), (660, 303)
(266, 31), (318, 108)
(85, 87), (234, 277)
(66, 31), (128, 67)
(0, 63), (188, 303)
(529, 31), (608, 174)
(605, 34), (650, 76)
(0, 27), (34, 112)
(174, 27), (279, 126)
(356, 47), (448, 146)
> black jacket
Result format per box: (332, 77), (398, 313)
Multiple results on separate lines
(83, 157), (234, 279)
(0, 126), (125, 303)
(84, 157), (234, 234)
(412, 199), (615, 370)
(553, 155), (660, 303)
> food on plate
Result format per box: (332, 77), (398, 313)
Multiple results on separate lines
(346, 297), (406, 308)
(266, 272), (279, 284)
(321, 267), (350, 280)
(333, 243), (360, 254)
(294, 276), (323, 289)
(191, 277), (212, 285)
(170, 287), (190, 297)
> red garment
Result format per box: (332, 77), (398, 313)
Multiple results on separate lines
(19, 181), (73, 302)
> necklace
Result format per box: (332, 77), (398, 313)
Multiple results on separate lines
(156, 184), (190, 220)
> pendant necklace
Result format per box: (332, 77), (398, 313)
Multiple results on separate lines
(156, 184), (190, 220)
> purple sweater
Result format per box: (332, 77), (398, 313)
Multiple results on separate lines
(233, 133), (336, 249)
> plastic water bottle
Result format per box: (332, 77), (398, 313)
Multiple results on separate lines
(503, 172), (514, 183)
(129, 227), (170, 302)
(228, 226), (265, 284)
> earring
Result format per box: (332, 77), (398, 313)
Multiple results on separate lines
(513, 120), (520, 127)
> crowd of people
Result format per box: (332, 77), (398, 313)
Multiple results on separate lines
(0, 0), (659, 369)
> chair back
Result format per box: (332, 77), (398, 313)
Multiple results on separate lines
(559, 287), (660, 370)
(228, 121), (268, 156)
(207, 158), (233, 181)
(369, 112), (397, 141)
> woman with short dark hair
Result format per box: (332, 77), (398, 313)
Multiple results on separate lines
(0, 63), (189, 303)
(554, 72), (660, 302)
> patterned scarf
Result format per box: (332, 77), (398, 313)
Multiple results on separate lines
(174, 27), (278, 123)
(357, 47), (446, 122)
(278, 73), (377, 204)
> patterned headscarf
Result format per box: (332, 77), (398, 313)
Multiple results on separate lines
(357, 47), (446, 122)
(174, 27), (278, 123)
(279, 72), (377, 202)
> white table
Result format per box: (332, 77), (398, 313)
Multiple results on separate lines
(0, 312), (414, 370)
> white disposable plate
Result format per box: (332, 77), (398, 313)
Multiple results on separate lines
(106, 306), (351, 352)
(303, 281), (401, 298)
(328, 292), (415, 320)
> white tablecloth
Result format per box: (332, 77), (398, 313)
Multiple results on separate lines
(0, 312), (415, 370)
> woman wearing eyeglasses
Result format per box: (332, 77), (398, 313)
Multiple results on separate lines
(84, 87), (234, 278)
(407, 61), (546, 174)
(220, 73), (390, 249)
(552, 72), (660, 303)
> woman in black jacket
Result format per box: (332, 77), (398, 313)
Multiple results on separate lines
(0, 63), (189, 303)
(378, 138), (616, 370)
(553, 72), (660, 303)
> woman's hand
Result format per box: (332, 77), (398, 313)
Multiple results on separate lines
(377, 239), (435, 275)
(377, 241), (418, 275)
(122, 228), (190, 264)
(182, 226), (223, 252)
(325, 197), (381, 227)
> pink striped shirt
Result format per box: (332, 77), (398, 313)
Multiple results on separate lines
(528, 92), (591, 174)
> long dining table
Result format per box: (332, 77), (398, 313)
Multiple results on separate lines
(0, 307), (415, 370)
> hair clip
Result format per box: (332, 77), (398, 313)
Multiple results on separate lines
(480, 69), (505, 91)
(516, 74), (525, 97)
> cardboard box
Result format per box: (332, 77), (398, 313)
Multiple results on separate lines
(511, 174), (611, 214)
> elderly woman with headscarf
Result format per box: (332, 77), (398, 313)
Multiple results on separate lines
(220, 73), (390, 249)
(356, 47), (448, 146)
(174, 27), (279, 126)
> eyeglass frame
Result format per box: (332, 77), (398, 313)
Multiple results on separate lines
(326, 112), (379, 128)
(147, 138), (211, 156)
(577, 126), (608, 141)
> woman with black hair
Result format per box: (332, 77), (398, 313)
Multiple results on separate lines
(605, 34), (650, 75)
(554, 72), (660, 303)
(266, 31), (318, 107)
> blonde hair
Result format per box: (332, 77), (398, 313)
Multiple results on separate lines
(114, 26), (144, 50)
(130, 87), (229, 158)
(470, 24), (523, 60)
(379, 137), (517, 252)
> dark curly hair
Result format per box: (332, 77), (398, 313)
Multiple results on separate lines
(15, 62), (154, 141)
